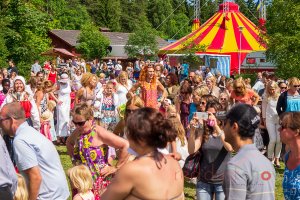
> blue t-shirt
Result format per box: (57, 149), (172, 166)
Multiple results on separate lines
(283, 152), (300, 200)
(286, 94), (300, 112)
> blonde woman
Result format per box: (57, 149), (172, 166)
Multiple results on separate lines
(68, 165), (94, 200)
(116, 71), (132, 105)
(276, 77), (300, 115)
(75, 73), (97, 106)
(230, 77), (259, 106)
(14, 174), (28, 200)
(262, 81), (281, 167)
(205, 76), (220, 98)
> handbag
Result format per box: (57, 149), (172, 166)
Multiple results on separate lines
(182, 150), (202, 178)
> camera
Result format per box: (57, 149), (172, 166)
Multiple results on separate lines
(215, 111), (227, 120)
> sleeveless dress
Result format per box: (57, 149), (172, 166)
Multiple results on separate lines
(116, 82), (132, 106)
(56, 82), (71, 137)
(48, 71), (57, 84)
(100, 96), (118, 131)
(74, 191), (95, 200)
(140, 81), (158, 109)
(73, 128), (112, 200)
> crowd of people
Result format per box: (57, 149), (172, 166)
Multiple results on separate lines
(0, 58), (299, 200)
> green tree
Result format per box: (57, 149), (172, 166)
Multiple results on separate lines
(4, 1), (51, 66)
(147, 0), (173, 38)
(125, 22), (158, 60)
(120, 0), (149, 32)
(84, 0), (121, 31)
(76, 23), (110, 60)
(266, 0), (300, 79)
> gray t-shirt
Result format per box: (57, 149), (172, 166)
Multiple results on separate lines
(0, 135), (17, 194)
(223, 144), (275, 200)
(14, 122), (69, 200)
(199, 135), (231, 184)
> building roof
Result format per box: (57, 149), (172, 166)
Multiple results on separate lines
(49, 29), (169, 48)
(50, 30), (80, 47)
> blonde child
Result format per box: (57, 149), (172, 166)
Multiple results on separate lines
(68, 165), (95, 200)
(47, 100), (57, 142)
(14, 174), (28, 200)
(40, 110), (53, 141)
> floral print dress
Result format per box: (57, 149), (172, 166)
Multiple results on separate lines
(73, 128), (111, 199)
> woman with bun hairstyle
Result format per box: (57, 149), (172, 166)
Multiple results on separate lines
(102, 108), (184, 200)
(188, 100), (233, 200)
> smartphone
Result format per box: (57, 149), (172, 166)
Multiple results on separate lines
(195, 112), (208, 120)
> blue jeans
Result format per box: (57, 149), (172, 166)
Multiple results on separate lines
(196, 181), (225, 200)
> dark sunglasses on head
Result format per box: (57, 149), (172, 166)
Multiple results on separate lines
(72, 120), (86, 126)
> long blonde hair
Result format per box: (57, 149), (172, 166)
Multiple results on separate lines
(265, 81), (280, 100)
(167, 105), (185, 146)
(14, 174), (28, 200)
(68, 165), (93, 193)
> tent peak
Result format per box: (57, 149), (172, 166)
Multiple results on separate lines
(219, 2), (239, 12)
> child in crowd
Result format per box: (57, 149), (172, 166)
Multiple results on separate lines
(159, 98), (172, 116)
(94, 81), (119, 131)
(40, 110), (53, 141)
(47, 100), (57, 142)
(68, 165), (95, 200)
(14, 174), (28, 200)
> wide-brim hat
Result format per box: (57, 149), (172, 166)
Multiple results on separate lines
(41, 110), (53, 121)
(59, 73), (69, 83)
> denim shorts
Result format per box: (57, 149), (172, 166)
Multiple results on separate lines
(196, 181), (225, 200)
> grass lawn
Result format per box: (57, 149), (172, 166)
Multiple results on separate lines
(57, 146), (284, 200)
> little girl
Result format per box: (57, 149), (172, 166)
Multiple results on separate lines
(68, 165), (95, 200)
(40, 110), (53, 141)
(47, 100), (57, 142)
(14, 174), (28, 200)
(94, 81), (119, 131)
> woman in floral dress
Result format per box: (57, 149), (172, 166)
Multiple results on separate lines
(66, 103), (129, 199)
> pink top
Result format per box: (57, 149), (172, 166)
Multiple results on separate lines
(74, 191), (95, 200)
(140, 81), (157, 109)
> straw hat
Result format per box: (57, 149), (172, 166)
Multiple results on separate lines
(41, 110), (53, 121)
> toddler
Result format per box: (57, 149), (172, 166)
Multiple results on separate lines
(14, 174), (28, 200)
(68, 165), (95, 200)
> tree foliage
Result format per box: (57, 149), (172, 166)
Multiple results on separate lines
(125, 22), (158, 59)
(0, 0), (265, 69)
(266, 0), (300, 79)
(76, 24), (110, 60)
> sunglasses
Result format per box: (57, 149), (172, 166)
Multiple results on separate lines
(200, 101), (206, 105)
(220, 98), (227, 101)
(280, 87), (287, 89)
(293, 85), (300, 88)
(72, 120), (86, 126)
(235, 87), (242, 89)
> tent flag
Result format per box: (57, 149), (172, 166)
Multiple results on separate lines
(256, 0), (263, 11)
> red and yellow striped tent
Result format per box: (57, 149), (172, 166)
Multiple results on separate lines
(159, 2), (266, 74)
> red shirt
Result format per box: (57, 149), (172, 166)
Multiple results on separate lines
(48, 71), (57, 84)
